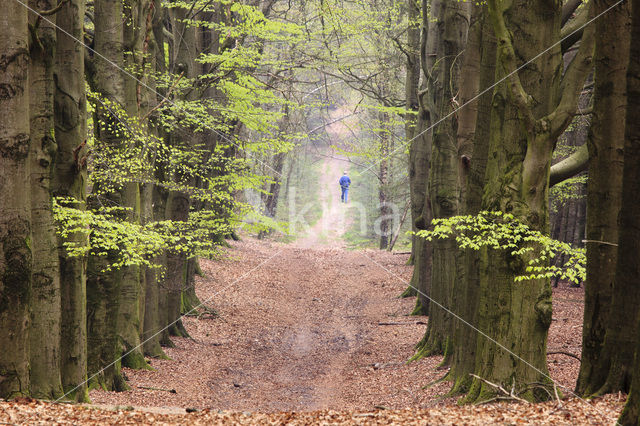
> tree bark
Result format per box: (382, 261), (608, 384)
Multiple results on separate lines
(86, 0), (129, 391)
(28, 0), (64, 400)
(117, 0), (151, 371)
(618, 3), (640, 421)
(414, 0), (470, 361)
(142, 0), (168, 360)
(53, 0), (89, 402)
(448, 3), (495, 396)
(164, 1), (199, 339)
(577, 0), (631, 396)
(0, 4), (32, 399)
(379, 110), (392, 250)
(465, 0), (594, 403)
(407, 0), (437, 316)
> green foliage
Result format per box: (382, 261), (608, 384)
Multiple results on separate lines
(549, 174), (587, 212)
(415, 211), (586, 284)
(53, 197), (230, 271)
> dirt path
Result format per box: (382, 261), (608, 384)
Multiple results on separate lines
(90, 238), (444, 411)
(296, 155), (352, 249)
(88, 236), (607, 419)
(84, 156), (617, 422)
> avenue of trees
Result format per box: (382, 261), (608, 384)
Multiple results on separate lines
(2, 0), (640, 423)
(399, 0), (640, 421)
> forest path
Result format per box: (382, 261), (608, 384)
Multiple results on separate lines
(63, 237), (617, 423)
(90, 238), (445, 411)
(295, 153), (352, 249)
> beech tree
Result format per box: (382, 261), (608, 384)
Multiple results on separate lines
(28, 0), (64, 399)
(409, 0), (596, 402)
(576, 0), (632, 397)
(53, 0), (90, 401)
(618, 1), (640, 422)
(0, 2), (31, 398)
(412, 0), (471, 360)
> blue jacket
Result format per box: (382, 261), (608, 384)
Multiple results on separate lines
(339, 175), (351, 188)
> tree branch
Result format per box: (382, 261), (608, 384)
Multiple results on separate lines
(40, 0), (69, 16)
(549, 143), (588, 187)
(561, 3), (589, 52)
(562, 0), (583, 26)
(140, 72), (184, 122)
(470, 374), (532, 404)
(547, 3), (595, 140)
(488, 0), (535, 132)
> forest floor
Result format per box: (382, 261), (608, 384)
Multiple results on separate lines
(0, 157), (626, 424)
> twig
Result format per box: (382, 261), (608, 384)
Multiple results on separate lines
(553, 382), (563, 406)
(138, 386), (177, 393)
(140, 72), (185, 122)
(388, 201), (410, 251)
(392, 251), (412, 255)
(582, 239), (618, 247)
(470, 374), (531, 404)
(378, 321), (427, 326)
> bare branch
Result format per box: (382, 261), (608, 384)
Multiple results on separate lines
(470, 374), (531, 404)
(547, 3), (595, 140)
(562, 0), (583, 26)
(40, 0), (69, 16)
(549, 143), (588, 187)
(487, 0), (535, 132)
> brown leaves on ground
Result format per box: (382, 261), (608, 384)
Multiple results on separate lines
(0, 395), (624, 424)
(0, 238), (624, 424)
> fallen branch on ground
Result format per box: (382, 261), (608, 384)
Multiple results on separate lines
(378, 321), (427, 326)
(547, 351), (580, 361)
(470, 374), (531, 404)
(138, 386), (177, 393)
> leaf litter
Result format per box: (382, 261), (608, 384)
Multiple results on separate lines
(0, 238), (624, 424)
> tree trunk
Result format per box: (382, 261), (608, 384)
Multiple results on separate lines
(465, 0), (594, 403)
(379, 111), (392, 250)
(577, 0), (631, 396)
(141, 0), (168, 359)
(414, 0), (470, 361)
(86, 0), (129, 391)
(28, 0), (64, 400)
(448, 2), (495, 396)
(406, 0), (436, 316)
(618, 2), (640, 420)
(116, 0), (151, 371)
(53, 0), (89, 402)
(0, 4), (32, 399)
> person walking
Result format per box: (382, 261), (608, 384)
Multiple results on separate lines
(339, 171), (351, 203)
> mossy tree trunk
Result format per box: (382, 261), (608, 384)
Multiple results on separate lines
(28, 0), (64, 400)
(464, 0), (594, 403)
(53, 0), (90, 402)
(116, 0), (152, 371)
(402, 0), (420, 273)
(618, 3), (640, 421)
(448, 3), (495, 396)
(141, 0), (168, 360)
(85, 0), (129, 392)
(576, 0), (631, 397)
(407, 0), (436, 316)
(164, 1), (199, 339)
(414, 0), (470, 362)
(0, 5), (32, 399)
